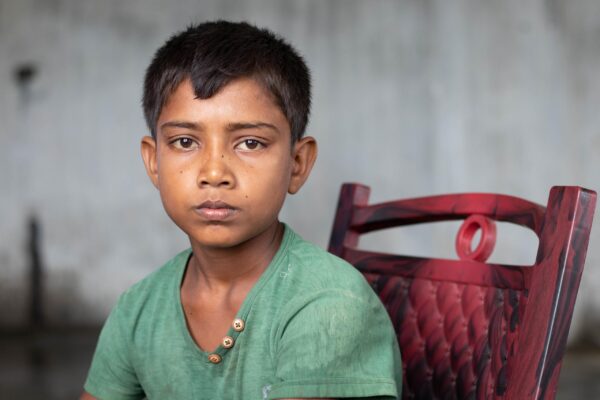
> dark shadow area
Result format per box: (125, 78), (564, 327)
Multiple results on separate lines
(28, 215), (44, 330)
(0, 328), (100, 400)
(556, 342), (600, 399)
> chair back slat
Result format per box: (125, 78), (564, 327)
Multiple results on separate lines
(351, 193), (546, 235)
(343, 248), (527, 290)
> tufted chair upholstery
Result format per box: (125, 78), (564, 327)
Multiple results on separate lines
(328, 184), (596, 400)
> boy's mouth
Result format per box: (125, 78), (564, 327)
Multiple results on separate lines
(194, 200), (238, 221)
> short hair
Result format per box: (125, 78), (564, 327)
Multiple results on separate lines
(142, 20), (311, 142)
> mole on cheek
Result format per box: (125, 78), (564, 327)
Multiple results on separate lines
(179, 170), (183, 174)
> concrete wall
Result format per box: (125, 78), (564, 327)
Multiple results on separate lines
(1, 0), (599, 343)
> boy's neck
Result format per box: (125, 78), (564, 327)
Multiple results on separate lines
(186, 222), (285, 292)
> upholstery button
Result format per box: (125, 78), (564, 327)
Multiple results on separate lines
(208, 353), (222, 364)
(232, 318), (245, 332)
(222, 336), (234, 349)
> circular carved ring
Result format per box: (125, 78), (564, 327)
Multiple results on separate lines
(455, 214), (496, 262)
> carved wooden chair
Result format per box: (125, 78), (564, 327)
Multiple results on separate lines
(328, 184), (596, 399)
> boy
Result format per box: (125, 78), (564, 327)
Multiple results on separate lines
(82, 21), (402, 400)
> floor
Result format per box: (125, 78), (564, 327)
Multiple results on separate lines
(0, 330), (598, 399)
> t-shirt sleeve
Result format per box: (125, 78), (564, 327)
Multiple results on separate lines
(84, 300), (145, 400)
(268, 289), (402, 399)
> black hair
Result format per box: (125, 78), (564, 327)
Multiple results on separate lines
(142, 20), (311, 142)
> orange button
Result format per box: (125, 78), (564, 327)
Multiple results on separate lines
(232, 318), (245, 332)
(208, 353), (222, 364)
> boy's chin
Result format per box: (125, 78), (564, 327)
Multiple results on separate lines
(186, 230), (242, 249)
(185, 222), (281, 250)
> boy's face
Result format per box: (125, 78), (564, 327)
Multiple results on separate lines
(141, 78), (316, 250)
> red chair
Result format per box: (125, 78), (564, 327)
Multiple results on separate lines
(328, 184), (596, 399)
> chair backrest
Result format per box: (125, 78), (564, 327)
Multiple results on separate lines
(328, 184), (596, 400)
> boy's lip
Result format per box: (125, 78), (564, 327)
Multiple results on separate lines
(197, 200), (236, 209)
(194, 200), (238, 221)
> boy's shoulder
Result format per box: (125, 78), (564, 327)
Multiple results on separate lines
(113, 248), (190, 313)
(283, 227), (373, 296)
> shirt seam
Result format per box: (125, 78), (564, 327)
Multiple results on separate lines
(271, 377), (396, 385)
(84, 376), (143, 400)
(267, 379), (398, 399)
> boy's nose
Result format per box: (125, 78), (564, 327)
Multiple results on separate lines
(197, 149), (234, 188)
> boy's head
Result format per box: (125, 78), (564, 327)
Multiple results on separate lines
(142, 20), (311, 143)
(140, 21), (317, 250)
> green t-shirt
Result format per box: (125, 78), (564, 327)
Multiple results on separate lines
(84, 225), (402, 399)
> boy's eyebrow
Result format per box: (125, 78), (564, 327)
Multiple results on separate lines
(159, 121), (280, 133)
(160, 121), (201, 131)
(226, 122), (280, 133)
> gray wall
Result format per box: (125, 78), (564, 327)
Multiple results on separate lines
(1, 0), (599, 344)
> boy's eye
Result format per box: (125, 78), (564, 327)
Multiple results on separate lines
(236, 139), (265, 151)
(171, 137), (198, 150)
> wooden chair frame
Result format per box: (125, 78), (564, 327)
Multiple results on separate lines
(329, 184), (596, 399)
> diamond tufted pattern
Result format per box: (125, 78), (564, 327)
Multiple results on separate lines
(366, 274), (524, 399)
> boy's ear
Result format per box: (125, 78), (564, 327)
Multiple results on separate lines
(141, 136), (159, 189)
(288, 136), (317, 194)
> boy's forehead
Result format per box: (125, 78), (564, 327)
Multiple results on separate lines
(156, 78), (290, 135)
(162, 77), (280, 116)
